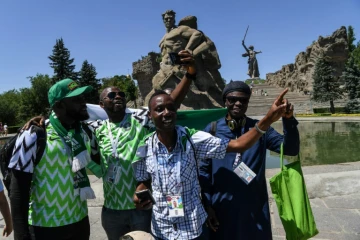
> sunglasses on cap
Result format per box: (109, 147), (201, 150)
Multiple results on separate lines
(103, 91), (126, 100)
(226, 96), (250, 105)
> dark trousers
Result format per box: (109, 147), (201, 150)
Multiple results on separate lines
(29, 216), (90, 240)
(101, 206), (152, 240)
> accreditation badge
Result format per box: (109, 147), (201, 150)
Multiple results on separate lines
(233, 162), (256, 185)
(105, 161), (121, 185)
(166, 195), (184, 218)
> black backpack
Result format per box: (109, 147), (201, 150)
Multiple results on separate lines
(0, 126), (46, 195)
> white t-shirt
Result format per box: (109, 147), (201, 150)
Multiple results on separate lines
(3, 125), (7, 130)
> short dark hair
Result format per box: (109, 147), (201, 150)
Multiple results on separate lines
(162, 10), (176, 19)
(148, 90), (168, 110)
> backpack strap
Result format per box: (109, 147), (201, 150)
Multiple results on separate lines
(209, 121), (217, 136)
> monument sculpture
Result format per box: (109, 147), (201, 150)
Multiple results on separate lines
(266, 26), (349, 93)
(142, 10), (225, 109)
(242, 40), (262, 79)
(241, 26), (262, 79)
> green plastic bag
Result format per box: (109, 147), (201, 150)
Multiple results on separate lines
(269, 144), (319, 240)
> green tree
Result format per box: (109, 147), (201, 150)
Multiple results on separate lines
(312, 57), (344, 113)
(342, 56), (360, 100)
(48, 38), (77, 84)
(79, 60), (100, 104)
(352, 41), (360, 68)
(347, 26), (356, 53)
(125, 77), (138, 108)
(342, 56), (360, 113)
(18, 74), (52, 121)
(0, 90), (22, 125)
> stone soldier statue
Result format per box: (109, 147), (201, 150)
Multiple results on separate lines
(152, 10), (224, 95)
(242, 40), (262, 79)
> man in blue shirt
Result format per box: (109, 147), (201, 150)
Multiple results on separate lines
(200, 81), (300, 240)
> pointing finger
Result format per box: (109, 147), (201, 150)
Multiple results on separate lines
(276, 88), (288, 102)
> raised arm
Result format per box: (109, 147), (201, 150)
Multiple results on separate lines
(242, 40), (249, 52)
(169, 50), (196, 107)
(180, 26), (203, 55)
(227, 89), (289, 152)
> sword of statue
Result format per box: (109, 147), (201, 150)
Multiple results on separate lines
(242, 25), (250, 58)
(243, 25), (249, 42)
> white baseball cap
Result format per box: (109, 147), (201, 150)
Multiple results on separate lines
(120, 231), (155, 240)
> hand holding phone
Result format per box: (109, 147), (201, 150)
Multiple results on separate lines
(168, 52), (182, 65)
(135, 189), (156, 204)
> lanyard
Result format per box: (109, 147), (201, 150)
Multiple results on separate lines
(106, 116), (128, 158)
(151, 134), (182, 195)
(233, 126), (246, 169)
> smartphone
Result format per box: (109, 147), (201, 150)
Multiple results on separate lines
(168, 52), (182, 65)
(135, 189), (156, 204)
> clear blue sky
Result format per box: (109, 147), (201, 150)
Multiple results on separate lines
(1, 0), (359, 93)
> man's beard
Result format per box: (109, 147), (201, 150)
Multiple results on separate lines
(67, 110), (89, 121)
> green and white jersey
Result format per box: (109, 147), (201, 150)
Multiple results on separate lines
(19, 123), (90, 227)
(94, 109), (152, 210)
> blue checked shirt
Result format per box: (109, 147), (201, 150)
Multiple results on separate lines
(135, 127), (229, 240)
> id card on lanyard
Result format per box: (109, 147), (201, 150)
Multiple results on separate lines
(232, 126), (256, 185)
(152, 135), (185, 218)
(105, 119), (128, 185)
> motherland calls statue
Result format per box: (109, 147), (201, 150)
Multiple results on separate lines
(242, 40), (262, 79)
(146, 10), (225, 109)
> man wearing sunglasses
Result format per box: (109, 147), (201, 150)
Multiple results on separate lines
(199, 81), (300, 240)
(88, 50), (196, 240)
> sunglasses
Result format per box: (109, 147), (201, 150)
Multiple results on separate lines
(226, 96), (250, 105)
(103, 91), (126, 100)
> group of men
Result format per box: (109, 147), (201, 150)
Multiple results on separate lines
(5, 50), (300, 240)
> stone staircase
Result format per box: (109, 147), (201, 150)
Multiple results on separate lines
(247, 83), (346, 115)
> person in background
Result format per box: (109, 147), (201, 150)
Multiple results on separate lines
(200, 81), (300, 240)
(3, 123), (8, 137)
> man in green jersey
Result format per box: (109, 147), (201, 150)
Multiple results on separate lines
(88, 50), (196, 240)
(9, 79), (95, 240)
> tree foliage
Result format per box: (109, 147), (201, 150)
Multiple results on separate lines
(0, 90), (21, 126)
(79, 60), (100, 104)
(352, 41), (360, 69)
(19, 74), (52, 122)
(342, 55), (360, 113)
(0, 37), (142, 126)
(342, 56), (360, 100)
(312, 57), (344, 113)
(48, 38), (77, 84)
(347, 26), (356, 53)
